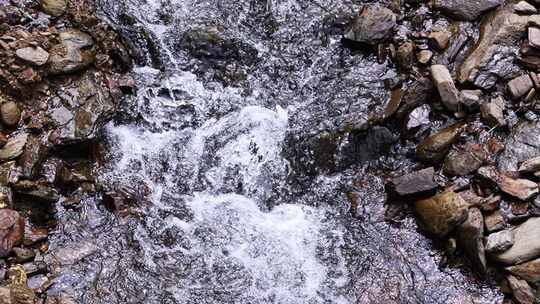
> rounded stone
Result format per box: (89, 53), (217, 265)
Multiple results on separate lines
(41, 0), (67, 17)
(0, 102), (21, 128)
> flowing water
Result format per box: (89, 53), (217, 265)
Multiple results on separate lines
(46, 0), (504, 303)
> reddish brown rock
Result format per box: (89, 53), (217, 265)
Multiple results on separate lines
(507, 257), (540, 282)
(0, 209), (24, 257)
(508, 275), (535, 304)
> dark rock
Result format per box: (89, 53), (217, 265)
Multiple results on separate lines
(15, 47), (49, 67)
(499, 121), (540, 171)
(395, 77), (434, 119)
(478, 166), (539, 201)
(1, 101), (21, 128)
(430, 65), (460, 112)
(13, 181), (59, 203)
(383, 88), (403, 120)
(485, 229), (514, 254)
(389, 167), (437, 196)
(494, 217), (540, 265)
(414, 191), (469, 237)
(0, 209), (24, 257)
(507, 257), (540, 282)
(18, 135), (45, 179)
(0, 133), (27, 162)
(433, 0), (504, 21)
(508, 74), (534, 100)
(443, 143), (486, 176)
(396, 42), (415, 70)
(47, 30), (95, 75)
(416, 122), (466, 163)
(456, 208), (487, 274)
(507, 275), (535, 304)
(12, 247), (34, 263)
(458, 7), (537, 89)
(344, 5), (396, 45)
(480, 96), (506, 127)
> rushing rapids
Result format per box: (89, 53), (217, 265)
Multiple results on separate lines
(43, 0), (505, 303)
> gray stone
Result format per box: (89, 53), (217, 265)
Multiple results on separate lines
(460, 90), (483, 111)
(478, 166), (539, 201)
(515, 1), (537, 14)
(47, 30), (95, 75)
(344, 5), (396, 45)
(494, 217), (540, 265)
(433, 0), (504, 21)
(480, 97), (506, 127)
(499, 121), (540, 171)
(519, 156), (540, 173)
(389, 167), (438, 196)
(485, 229), (514, 254)
(529, 27), (540, 49)
(15, 47), (49, 66)
(431, 65), (460, 112)
(414, 191), (469, 237)
(508, 74), (534, 99)
(456, 208), (487, 274)
(0, 134), (27, 162)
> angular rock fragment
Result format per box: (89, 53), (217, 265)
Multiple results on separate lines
(499, 121), (540, 171)
(15, 47), (49, 66)
(480, 97), (506, 127)
(428, 30), (452, 51)
(507, 275), (535, 304)
(508, 74), (534, 100)
(485, 210), (505, 232)
(0, 209), (24, 257)
(433, 0), (504, 21)
(515, 1), (537, 14)
(456, 208), (487, 274)
(344, 5), (396, 45)
(416, 122), (466, 163)
(13, 181), (59, 203)
(507, 257), (540, 282)
(485, 229), (514, 254)
(519, 156), (540, 173)
(389, 167), (437, 196)
(397, 41), (415, 70)
(414, 191), (469, 237)
(0, 133), (27, 162)
(430, 65), (460, 112)
(494, 217), (540, 265)
(403, 105), (430, 136)
(460, 90), (483, 111)
(529, 27), (540, 49)
(478, 166), (539, 200)
(443, 143), (486, 176)
(47, 30), (95, 75)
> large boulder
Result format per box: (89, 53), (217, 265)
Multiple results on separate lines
(344, 5), (396, 45)
(414, 191), (469, 237)
(494, 217), (540, 265)
(433, 0), (504, 21)
(458, 7), (540, 89)
(47, 30), (95, 75)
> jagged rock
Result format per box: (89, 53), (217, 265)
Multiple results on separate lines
(433, 0), (504, 21)
(494, 217), (540, 265)
(403, 104), (430, 135)
(414, 191), (469, 237)
(485, 229), (514, 254)
(0, 210), (24, 258)
(41, 0), (67, 17)
(389, 167), (437, 196)
(460, 90), (483, 111)
(519, 156), (540, 173)
(395, 77), (434, 119)
(47, 71), (115, 145)
(47, 30), (95, 75)
(416, 122), (466, 163)
(383, 88), (403, 120)
(478, 166), (539, 200)
(480, 96), (506, 127)
(499, 121), (540, 171)
(456, 208), (487, 274)
(507, 257), (540, 282)
(15, 47), (49, 66)
(13, 181), (59, 203)
(443, 143), (486, 176)
(458, 7), (538, 89)
(515, 1), (537, 14)
(428, 30), (452, 51)
(430, 65), (460, 112)
(18, 135), (45, 179)
(485, 210), (505, 232)
(0, 101), (21, 128)
(397, 42), (415, 70)
(344, 5), (396, 45)
(507, 275), (535, 304)
(0, 134), (27, 162)
(508, 74), (534, 99)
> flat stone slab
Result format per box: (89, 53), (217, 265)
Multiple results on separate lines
(494, 217), (540, 265)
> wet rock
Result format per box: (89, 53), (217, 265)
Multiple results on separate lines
(0, 209), (24, 257)
(430, 65), (460, 112)
(397, 42), (415, 70)
(1, 101), (21, 128)
(507, 275), (535, 304)
(15, 47), (49, 67)
(428, 30), (452, 51)
(403, 104), (430, 135)
(13, 181), (59, 203)
(499, 121), (540, 171)
(478, 166), (539, 200)
(23, 225), (47, 246)
(494, 217), (540, 265)
(0, 133), (27, 162)
(416, 122), (466, 163)
(50, 241), (97, 266)
(18, 135), (45, 179)
(460, 90), (483, 111)
(515, 1), (537, 14)
(508, 74), (534, 100)
(47, 30), (95, 75)
(433, 0), (504, 21)
(485, 210), (505, 232)
(458, 7), (535, 89)
(456, 208), (487, 274)
(519, 156), (540, 173)
(443, 143), (486, 176)
(395, 77), (434, 119)
(414, 191), (469, 237)
(507, 257), (540, 282)
(480, 97), (506, 127)
(344, 5), (396, 45)
(485, 229), (514, 254)
(383, 88), (403, 120)
(388, 167), (437, 196)
(41, 0), (67, 17)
